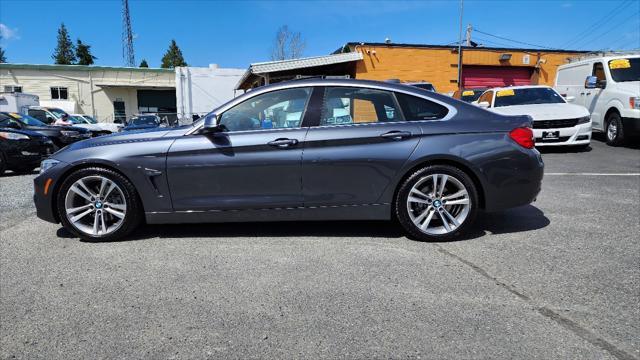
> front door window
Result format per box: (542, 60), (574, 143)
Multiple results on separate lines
(219, 87), (312, 132)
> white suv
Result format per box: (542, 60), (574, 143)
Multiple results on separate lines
(554, 53), (639, 146)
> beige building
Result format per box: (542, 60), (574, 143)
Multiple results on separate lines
(0, 63), (175, 122)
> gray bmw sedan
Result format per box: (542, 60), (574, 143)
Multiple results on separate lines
(34, 79), (543, 242)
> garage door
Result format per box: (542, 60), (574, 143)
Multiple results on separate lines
(461, 66), (533, 88)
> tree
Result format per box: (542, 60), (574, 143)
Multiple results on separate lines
(160, 40), (187, 69)
(139, 59), (149, 68)
(52, 23), (76, 65)
(75, 39), (96, 65)
(0, 47), (6, 63)
(270, 25), (305, 61)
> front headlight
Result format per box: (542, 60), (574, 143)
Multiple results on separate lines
(40, 159), (60, 174)
(577, 115), (591, 124)
(60, 130), (79, 137)
(0, 131), (30, 140)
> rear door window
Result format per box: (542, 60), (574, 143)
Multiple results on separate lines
(395, 93), (448, 120)
(320, 87), (403, 125)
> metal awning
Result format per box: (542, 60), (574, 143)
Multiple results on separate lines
(235, 52), (363, 90)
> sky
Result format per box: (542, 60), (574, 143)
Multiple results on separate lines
(1, 0), (639, 69)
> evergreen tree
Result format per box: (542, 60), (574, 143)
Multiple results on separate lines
(75, 39), (96, 65)
(0, 47), (6, 63)
(160, 40), (187, 68)
(139, 59), (149, 68)
(52, 23), (76, 65)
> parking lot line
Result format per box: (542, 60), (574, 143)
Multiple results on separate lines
(545, 173), (640, 176)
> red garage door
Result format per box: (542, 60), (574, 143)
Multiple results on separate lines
(462, 66), (533, 88)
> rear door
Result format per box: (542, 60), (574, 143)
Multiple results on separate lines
(302, 86), (431, 207)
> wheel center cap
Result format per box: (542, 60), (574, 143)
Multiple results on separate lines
(433, 200), (442, 208)
(95, 201), (103, 209)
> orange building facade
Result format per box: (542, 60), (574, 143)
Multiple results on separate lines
(341, 43), (588, 94)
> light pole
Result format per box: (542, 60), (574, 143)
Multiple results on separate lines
(457, 0), (464, 90)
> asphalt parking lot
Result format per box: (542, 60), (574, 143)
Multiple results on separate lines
(1, 137), (638, 359)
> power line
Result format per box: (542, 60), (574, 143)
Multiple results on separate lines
(560, 0), (632, 48)
(473, 28), (557, 49)
(584, 11), (640, 50)
(473, 36), (517, 48)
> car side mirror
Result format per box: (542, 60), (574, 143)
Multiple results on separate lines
(477, 101), (490, 108)
(201, 114), (225, 134)
(585, 76), (598, 89)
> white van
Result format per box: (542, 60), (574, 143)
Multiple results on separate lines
(554, 53), (639, 145)
(0, 92), (39, 114)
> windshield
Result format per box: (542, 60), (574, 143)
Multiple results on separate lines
(69, 116), (87, 124)
(460, 90), (484, 102)
(130, 115), (159, 126)
(494, 87), (565, 107)
(83, 115), (97, 124)
(48, 108), (68, 119)
(411, 83), (435, 92)
(608, 58), (640, 82)
(6, 112), (47, 126)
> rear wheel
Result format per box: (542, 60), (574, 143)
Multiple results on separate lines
(56, 167), (143, 241)
(395, 165), (478, 242)
(605, 112), (625, 146)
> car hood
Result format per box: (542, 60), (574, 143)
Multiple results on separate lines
(0, 127), (48, 138)
(490, 103), (589, 120)
(63, 126), (172, 151)
(72, 123), (103, 132)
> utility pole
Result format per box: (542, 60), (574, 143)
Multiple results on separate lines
(466, 24), (473, 47)
(122, 0), (135, 67)
(456, 0), (464, 90)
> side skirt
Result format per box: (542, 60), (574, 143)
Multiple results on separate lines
(145, 203), (391, 224)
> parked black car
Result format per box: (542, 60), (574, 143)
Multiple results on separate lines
(34, 79), (543, 242)
(0, 112), (91, 150)
(0, 127), (54, 175)
(123, 114), (166, 131)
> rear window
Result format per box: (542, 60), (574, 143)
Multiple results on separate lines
(395, 93), (448, 120)
(494, 88), (565, 107)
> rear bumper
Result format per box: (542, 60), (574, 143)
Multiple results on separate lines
(622, 117), (640, 136)
(534, 122), (591, 146)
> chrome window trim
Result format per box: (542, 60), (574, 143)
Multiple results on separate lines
(186, 81), (458, 135)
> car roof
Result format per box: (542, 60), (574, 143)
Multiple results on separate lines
(559, 53), (640, 67)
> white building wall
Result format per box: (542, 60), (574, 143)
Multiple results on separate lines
(175, 65), (245, 122)
(0, 64), (175, 122)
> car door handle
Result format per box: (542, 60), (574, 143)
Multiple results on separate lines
(380, 131), (412, 141)
(268, 138), (299, 148)
(579, 92), (585, 95)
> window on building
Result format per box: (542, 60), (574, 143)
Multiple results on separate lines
(320, 87), (403, 126)
(50, 87), (68, 100)
(395, 93), (448, 120)
(3, 85), (22, 93)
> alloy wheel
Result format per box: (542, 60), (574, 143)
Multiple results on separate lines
(406, 173), (471, 235)
(64, 175), (127, 236)
(607, 121), (618, 141)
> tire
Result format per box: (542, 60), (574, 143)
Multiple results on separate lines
(395, 165), (479, 242)
(0, 151), (6, 176)
(56, 167), (143, 241)
(605, 112), (625, 146)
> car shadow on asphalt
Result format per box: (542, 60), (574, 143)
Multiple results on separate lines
(591, 133), (640, 150)
(55, 205), (549, 243)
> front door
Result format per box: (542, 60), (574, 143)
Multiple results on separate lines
(113, 101), (126, 124)
(302, 86), (436, 207)
(167, 87), (313, 212)
(583, 62), (606, 128)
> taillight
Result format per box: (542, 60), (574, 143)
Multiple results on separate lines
(509, 127), (535, 149)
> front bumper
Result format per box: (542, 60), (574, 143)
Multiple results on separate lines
(33, 160), (69, 224)
(3, 139), (54, 169)
(534, 122), (592, 146)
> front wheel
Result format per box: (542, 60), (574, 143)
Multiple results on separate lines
(605, 113), (625, 146)
(395, 165), (479, 242)
(56, 167), (143, 241)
